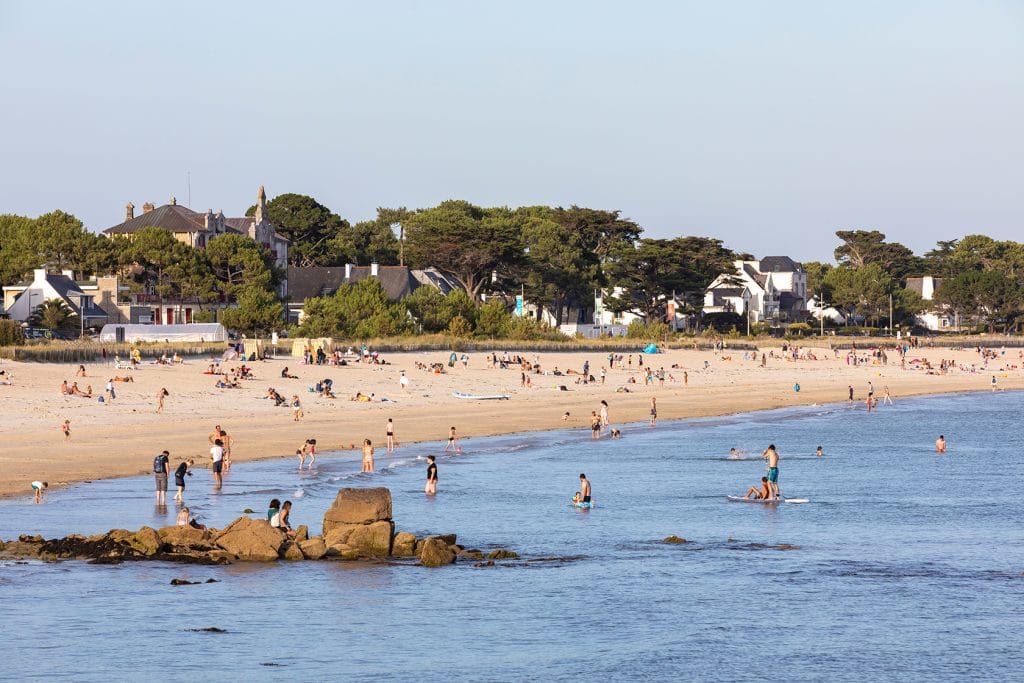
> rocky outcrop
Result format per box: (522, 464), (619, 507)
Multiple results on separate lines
(298, 536), (327, 560)
(214, 518), (286, 562)
(322, 488), (394, 558)
(419, 537), (456, 567)
(392, 532), (417, 557)
(1, 487), (514, 567)
(323, 488), (392, 531)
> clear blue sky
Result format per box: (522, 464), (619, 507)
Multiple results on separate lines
(1, 1), (1020, 262)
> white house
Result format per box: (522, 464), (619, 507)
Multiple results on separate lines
(2, 268), (109, 329)
(704, 257), (806, 323)
(905, 276), (955, 331)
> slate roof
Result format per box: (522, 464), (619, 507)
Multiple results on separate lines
(346, 266), (419, 301)
(742, 263), (767, 288)
(103, 205), (208, 235)
(759, 256), (803, 273)
(286, 267), (349, 304)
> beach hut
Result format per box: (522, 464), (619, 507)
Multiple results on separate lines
(242, 338), (265, 360)
(99, 323), (227, 343)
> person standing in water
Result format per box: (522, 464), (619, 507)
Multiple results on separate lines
(649, 397), (657, 426)
(386, 418), (396, 453)
(210, 439), (225, 488)
(362, 438), (375, 473)
(173, 458), (193, 502)
(153, 450), (170, 505)
(444, 426), (462, 453)
(425, 455), (438, 495)
(579, 473), (592, 505)
(763, 444), (780, 500)
(936, 435), (947, 453)
(599, 400), (609, 432)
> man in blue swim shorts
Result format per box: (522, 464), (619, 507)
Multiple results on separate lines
(763, 444), (780, 500)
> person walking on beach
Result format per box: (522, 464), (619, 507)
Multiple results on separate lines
(153, 450), (170, 504)
(291, 395), (303, 421)
(173, 458), (193, 502)
(579, 473), (592, 505)
(425, 455), (438, 495)
(156, 387), (169, 413)
(210, 439), (225, 488)
(936, 435), (947, 453)
(763, 444), (780, 500)
(32, 480), (48, 503)
(848, 385), (854, 406)
(400, 371), (410, 391)
(992, 375), (998, 392)
(882, 386), (894, 405)
(386, 418), (396, 453)
(105, 378), (115, 403)
(599, 400), (609, 431)
(61, 419), (71, 442)
(362, 438), (375, 473)
(649, 397), (657, 427)
(445, 426), (462, 454)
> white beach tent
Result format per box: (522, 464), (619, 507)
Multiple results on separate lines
(98, 323), (228, 343)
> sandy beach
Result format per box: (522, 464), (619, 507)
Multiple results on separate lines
(0, 344), (1020, 499)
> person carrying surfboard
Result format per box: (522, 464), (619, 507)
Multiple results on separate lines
(763, 444), (780, 500)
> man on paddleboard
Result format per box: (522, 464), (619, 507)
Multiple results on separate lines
(763, 444), (780, 499)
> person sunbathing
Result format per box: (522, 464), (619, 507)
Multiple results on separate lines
(281, 367), (298, 379)
(113, 375), (134, 382)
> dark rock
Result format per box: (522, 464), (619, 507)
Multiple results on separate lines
(458, 548), (485, 560)
(419, 537), (456, 567)
(205, 578), (219, 583)
(294, 525), (309, 543)
(474, 560), (496, 567)
(171, 578), (200, 585)
(663, 535), (687, 544)
(243, 508), (255, 514)
(298, 537), (327, 560)
(392, 531), (417, 557)
(487, 549), (518, 560)
(186, 627), (227, 633)
(436, 533), (457, 546)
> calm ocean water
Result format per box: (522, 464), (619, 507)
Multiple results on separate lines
(2, 391), (1023, 681)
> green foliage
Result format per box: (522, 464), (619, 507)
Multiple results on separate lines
(0, 319), (25, 346)
(446, 315), (472, 337)
(330, 210), (402, 265)
(702, 312), (745, 333)
(29, 299), (80, 335)
(505, 316), (567, 341)
(801, 261), (833, 301)
(403, 286), (452, 333)
(935, 270), (1021, 332)
(607, 236), (735, 320)
(626, 320), (670, 339)
(824, 263), (895, 326)
(834, 230), (922, 279)
(218, 287), (284, 336)
(787, 322), (812, 336)
(192, 309), (216, 324)
(205, 233), (279, 298)
(248, 193), (348, 267)
(296, 278), (411, 339)
(403, 200), (525, 300)
(474, 298), (512, 338)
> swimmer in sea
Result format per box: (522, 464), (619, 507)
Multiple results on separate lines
(728, 447), (741, 459)
(816, 445), (823, 457)
(936, 435), (947, 453)
(743, 477), (771, 500)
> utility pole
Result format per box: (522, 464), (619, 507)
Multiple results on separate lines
(889, 293), (893, 336)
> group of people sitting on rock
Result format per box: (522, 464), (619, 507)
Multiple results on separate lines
(267, 498), (296, 538)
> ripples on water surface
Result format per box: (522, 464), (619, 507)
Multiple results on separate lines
(2, 392), (1024, 681)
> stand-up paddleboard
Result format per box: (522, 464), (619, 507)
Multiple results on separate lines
(726, 496), (809, 504)
(452, 391), (511, 400)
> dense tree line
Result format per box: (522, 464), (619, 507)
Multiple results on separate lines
(3, 197), (1023, 337)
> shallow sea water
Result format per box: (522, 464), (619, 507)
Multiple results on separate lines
(2, 391), (1023, 681)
